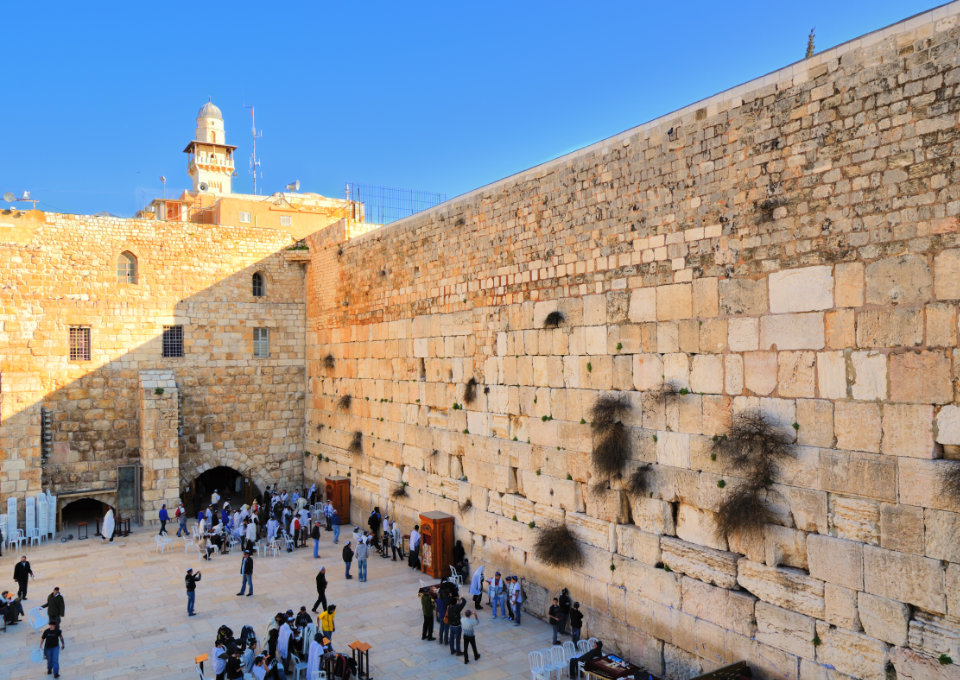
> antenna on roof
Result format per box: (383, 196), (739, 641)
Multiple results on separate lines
(245, 105), (262, 195)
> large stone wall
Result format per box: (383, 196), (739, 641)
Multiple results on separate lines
(0, 211), (306, 515)
(305, 5), (960, 680)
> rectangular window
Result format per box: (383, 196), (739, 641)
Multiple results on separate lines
(279, 215), (292, 227)
(69, 326), (91, 361)
(162, 325), (184, 358)
(253, 327), (270, 358)
(238, 211), (251, 224)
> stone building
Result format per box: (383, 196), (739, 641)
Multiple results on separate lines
(3, 3), (960, 679)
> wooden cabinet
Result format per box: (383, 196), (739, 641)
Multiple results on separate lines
(419, 510), (454, 579)
(325, 476), (350, 524)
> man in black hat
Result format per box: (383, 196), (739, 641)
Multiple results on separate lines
(13, 556), (33, 600)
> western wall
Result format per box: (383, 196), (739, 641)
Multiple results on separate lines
(305, 5), (960, 679)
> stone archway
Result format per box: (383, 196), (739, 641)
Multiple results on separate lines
(179, 449), (275, 510)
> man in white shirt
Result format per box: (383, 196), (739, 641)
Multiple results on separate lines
(408, 525), (421, 569)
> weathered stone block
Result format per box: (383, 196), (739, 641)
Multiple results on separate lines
(834, 261), (864, 308)
(890, 647), (960, 680)
(859, 592), (908, 646)
(835, 401), (881, 453)
(676, 503), (726, 551)
(881, 403), (935, 458)
(934, 248), (960, 300)
(661, 536), (739, 589)
(889, 351), (952, 404)
(879, 502), (924, 554)
(865, 254), (932, 306)
(863, 545), (945, 614)
(680, 576), (756, 637)
(769, 266), (834, 313)
(690, 354), (723, 394)
(778, 351), (816, 398)
(657, 284), (692, 321)
(924, 509), (960, 563)
(759, 313), (825, 351)
(693, 277), (719, 318)
(764, 524), (807, 569)
(938, 405), (960, 446)
(908, 611), (960, 662)
(815, 621), (890, 680)
(628, 288), (656, 322)
(724, 354), (744, 395)
(719, 278), (768, 316)
(807, 534), (863, 590)
(755, 601), (816, 659)
(743, 351), (778, 396)
(737, 558), (825, 619)
(856, 307), (924, 348)
(824, 583), (861, 631)
(850, 351), (886, 401)
(614, 523), (660, 564)
(796, 399), (833, 447)
(816, 350), (847, 400)
(828, 495), (880, 544)
(727, 317), (759, 351)
(819, 450), (897, 502)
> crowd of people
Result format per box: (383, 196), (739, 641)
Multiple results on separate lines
(5, 554), (67, 677)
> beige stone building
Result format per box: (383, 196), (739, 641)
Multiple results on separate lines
(3, 4), (960, 679)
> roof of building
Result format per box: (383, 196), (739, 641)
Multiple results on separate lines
(197, 101), (223, 120)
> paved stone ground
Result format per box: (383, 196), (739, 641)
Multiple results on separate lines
(0, 525), (565, 679)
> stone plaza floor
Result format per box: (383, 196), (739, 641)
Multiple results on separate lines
(0, 525), (564, 679)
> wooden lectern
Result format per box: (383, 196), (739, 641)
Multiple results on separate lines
(325, 476), (350, 524)
(419, 510), (454, 579)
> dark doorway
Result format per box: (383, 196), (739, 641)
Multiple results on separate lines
(61, 498), (112, 539)
(185, 466), (260, 516)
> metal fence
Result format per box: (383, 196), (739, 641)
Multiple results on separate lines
(345, 183), (447, 224)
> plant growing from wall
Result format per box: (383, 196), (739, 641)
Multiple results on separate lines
(348, 431), (363, 454)
(464, 377), (478, 405)
(711, 410), (793, 541)
(940, 463), (960, 503)
(625, 464), (652, 496)
(590, 394), (632, 478)
(534, 523), (584, 567)
(459, 498), (473, 514)
(338, 394), (352, 410)
(390, 483), (408, 499)
(543, 310), (565, 329)
(323, 354), (336, 370)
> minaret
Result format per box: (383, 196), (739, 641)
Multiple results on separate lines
(184, 100), (237, 195)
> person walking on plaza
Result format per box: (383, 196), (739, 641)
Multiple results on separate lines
(312, 566), (327, 613)
(420, 590), (435, 641)
(158, 503), (169, 535)
(461, 609), (480, 664)
(355, 538), (369, 582)
(549, 597), (561, 644)
(237, 550), (254, 596)
(319, 604), (336, 641)
(324, 501), (333, 531)
(342, 541), (354, 579)
(331, 509), (341, 543)
(447, 596), (465, 656)
(488, 571), (506, 619)
(391, 521), (404, 561)
(185, 567), (201, 616)
(469, 565), (485, 611)
(569, 602), (584, 644)
(176, 502), (187, 537)
(42, 587), (65, 625)
(311, 521), (321, 558)
(40, 622), (65, 678)
(13, 555), (34, 600)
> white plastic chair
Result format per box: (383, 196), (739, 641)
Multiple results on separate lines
(548, 645), (566, 678)
(27, 527), (41, 547)
(268, 540), (280, 558)
(562, 641), (577, 674)
(290, 652), (308, 680)
(575, 640), (590, 655)
(182, 533), (196, 553)
(528, 650), (549, 680)
(10, 530), (25, 550)
(155, 534), (172, 553)
(449, 565), (463, 586)
(27, 606), (48, 630)
(302, 623), (316, 655)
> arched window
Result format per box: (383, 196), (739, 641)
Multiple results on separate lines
(252, 272), (264, 297)
(117, 251), (137, 284)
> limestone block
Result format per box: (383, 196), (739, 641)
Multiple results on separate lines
(628, 288), (656, 322)
(743, 351), (777, 395)
(879, 503), (924, 554)
(825, 309), (855, 349)
(856, 307), (924, 348)
(633, 353), (662, 391)
(890, 647), (960, 680)
(630, 496), (675, 535)
(690, 354), (723, 394)
(863, 545), (945, 614)
(820, 450), (896, 502)
(661, 536), (739, 589)
(676, 503), (726, 551)
(693, 277), (719, 318)
(850, 351), (886, 401)
(882, 403), (935, 458)
(815, 621), (890, 680)
(728, 318), (759, 351)
(865, 254), (932, 306)
(583, 487), (630, 524)
(858, 593), (908, 646)
(657, 284), (692, 321)
(938, 406), (960, 445)
(924, 509), (960, 562)
(756, 601), (816, 659)
(828, 495), (880, 544)
(824, 584), (861, 631)
(699, 318), (726, 353)
(778, 351), (816, 398)
(769, 266), (834, 313)
(926, 304), (958, 348)
(807, 534), (863, 589)
(935, 249), (960, 300)
(816, 351), (847, 400)
(567, 511), (615, 552)
(615, 524), (661, 566)
(835, 402), (881, 452)
(657, 322), (679, 353)
(782, 486), (829, 533)
(724, 354), (744, 395)
(796, 399), (833, 447)
(719, 278), (768, 315)
(657, 431), (690, 468)
(760, 313), (826, 351)
(948, 564), (960, 620)
(899, 459), (958, 512)
(680, 576), (756, 637)
(889, 351), (952, 404)
(583, 294), (606, 325)
(834, 262), (864, 308)
(737, 558), (825, 618)
(908, 611), (960, 662)
(764, 525), (807, 569)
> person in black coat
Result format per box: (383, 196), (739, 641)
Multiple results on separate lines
(42, 587), (65, 624)
(237, 551), (254, 597)
(13, 556), (34, 600)
(558, 588), (572, 634)
(342, 542), (354, 580)
(569, 639), (602, 677)
(311, 567), (327, 613)
(569, 602), (584, 644)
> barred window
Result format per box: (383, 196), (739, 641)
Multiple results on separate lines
(252, 272), (264, 297)
(69, 326), (91, 361)
(279, 215), (292, 227)
(238, 211), (251, 224)
(253, 327), (270, 358)
(162, 325), (184, 358)
(117, 251), (137, 284)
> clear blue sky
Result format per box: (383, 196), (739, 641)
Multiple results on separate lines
(0, 0), (945, 217)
